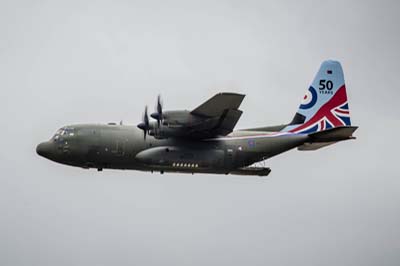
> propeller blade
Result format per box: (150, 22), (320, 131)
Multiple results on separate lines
(156, 94), (163, 127)
(144, 105), (149, 139)
(138, 105), (150, 140)
(157, 94), (163, 115)
(144, 105), (149, 127)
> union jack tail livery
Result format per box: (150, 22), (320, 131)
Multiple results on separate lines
(283, 60), (352, 134)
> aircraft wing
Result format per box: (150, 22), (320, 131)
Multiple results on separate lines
(187, 93), (245, 138)
(191, 93), (245, 117)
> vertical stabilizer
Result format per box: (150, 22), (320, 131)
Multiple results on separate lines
(284, 60), (351, 134)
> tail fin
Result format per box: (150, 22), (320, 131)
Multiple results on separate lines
(284, 60), (352, 134)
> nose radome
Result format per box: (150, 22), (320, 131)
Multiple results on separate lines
(36, 142), (52, 158)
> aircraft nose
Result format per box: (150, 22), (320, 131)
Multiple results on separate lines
(36, 142), (53, 158)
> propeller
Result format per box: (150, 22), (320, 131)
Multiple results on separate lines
(151, 94), (163, 127)
(137, 105), (150, 139)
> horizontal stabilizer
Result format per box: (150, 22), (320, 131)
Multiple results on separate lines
(298, 126), (358, 151)
(308, 126), (358, 142)
(298, 142), (337, 151)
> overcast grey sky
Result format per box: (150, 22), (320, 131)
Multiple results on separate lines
(1, 0), (399, 265)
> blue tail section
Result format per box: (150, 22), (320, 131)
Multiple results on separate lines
(283, 60), (351, 134)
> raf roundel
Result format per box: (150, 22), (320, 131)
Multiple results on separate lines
(300, 86), (317, 110)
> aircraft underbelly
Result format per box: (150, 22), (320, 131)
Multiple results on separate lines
(135, 146), (226, 170)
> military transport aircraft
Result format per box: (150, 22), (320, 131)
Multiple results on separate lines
(37, 60), (357, 176)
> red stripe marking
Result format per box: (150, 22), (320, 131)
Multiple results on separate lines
(335, 109), (349, 115)
(320, 120), (325, 130)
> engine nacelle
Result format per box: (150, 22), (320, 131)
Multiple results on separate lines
(148, 126), (186, 139)
(147, 110), (220, 139)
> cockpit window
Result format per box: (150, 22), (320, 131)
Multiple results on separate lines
(52, 127), (75, 141)
(62, 128), (75, 136)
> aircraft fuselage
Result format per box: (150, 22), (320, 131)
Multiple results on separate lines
(36, 124), (308, 176)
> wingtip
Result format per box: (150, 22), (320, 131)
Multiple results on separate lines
(218, 92), (246, 97)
